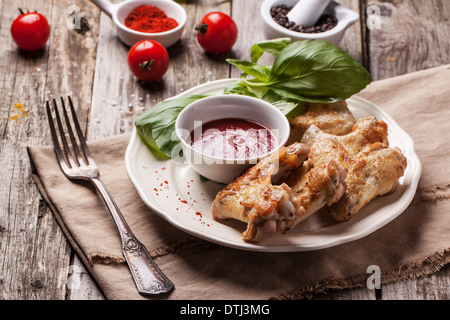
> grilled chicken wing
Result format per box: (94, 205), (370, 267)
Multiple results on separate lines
(330, 142), (407, 221)
(285, 159), (347, 221)
(287, 100), (356, 144)
(211, 142), (347, 242)
(302, 116), (389, 154)
(301, 117), (407, 221)
(211, 143), (309, 242)
(211, 143), (309, 219)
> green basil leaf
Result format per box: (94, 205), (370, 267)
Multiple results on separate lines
(250, 37), (291, 63)
(223, 79), (247, 95)
(223, 79), (267, 99)
(250, 43), (265, 64)
(135, 121), (169, 160)
(260, 89), (305, 119)
(271, 100), (305, 119)
(268, 40), (372, 102)
(256, 37), (292, 56)
(226, 59), (271, 81)
(284, 103), (306, 120)
(135, 95), (208, 158)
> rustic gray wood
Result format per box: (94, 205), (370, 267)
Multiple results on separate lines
(1, 0), (100, 299)
(367, 0), (450, 80)
(0, 0), (448, 300)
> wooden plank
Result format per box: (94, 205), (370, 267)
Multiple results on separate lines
(0, 0), (67, 300)
(313, 286), (377, 300)
(380, 263), (450, 300)
(337, 0), (364, 64)
(230, 0), (272, 73)
(317, 264), (450, 300)
(367, 0), (450, 80)
(0, 0), (100, 299)
(66, 254), (104, 300)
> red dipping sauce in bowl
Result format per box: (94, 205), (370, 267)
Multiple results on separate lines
(175, 94), (290, 184)
(190, 118), (277, 160)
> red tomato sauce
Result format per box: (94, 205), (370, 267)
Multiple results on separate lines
(189, 118), (277, 159)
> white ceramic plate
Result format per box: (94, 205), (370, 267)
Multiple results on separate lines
(125, 79), (422, 252)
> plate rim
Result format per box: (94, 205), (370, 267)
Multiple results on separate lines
(125, 78), (422, 252)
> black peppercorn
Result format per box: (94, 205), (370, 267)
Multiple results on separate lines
(271, 5), (338, 34)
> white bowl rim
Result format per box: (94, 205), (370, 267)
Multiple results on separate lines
(112, 0), (187, 37)
(260, 0), (358, 39)
(175, 94), (291, 162)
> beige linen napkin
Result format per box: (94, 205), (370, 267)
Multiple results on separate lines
(28, 65), (450, 300)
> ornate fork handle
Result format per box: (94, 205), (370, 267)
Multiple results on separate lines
(46, 97), (174, 296)
(91, 177), (174, 295)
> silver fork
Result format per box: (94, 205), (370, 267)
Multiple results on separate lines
(46, 96), (174, 296)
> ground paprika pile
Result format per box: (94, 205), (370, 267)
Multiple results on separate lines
(124, 5), (178, 33)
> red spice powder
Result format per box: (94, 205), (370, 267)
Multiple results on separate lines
(125, 5), (178, 33)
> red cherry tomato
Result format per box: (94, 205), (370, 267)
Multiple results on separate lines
(196, 12), (238, 54)
(10, 10), (50, 51)
(127, 40), (169, 82)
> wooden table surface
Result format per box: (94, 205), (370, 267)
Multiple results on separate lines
(1, 0), (449, 300)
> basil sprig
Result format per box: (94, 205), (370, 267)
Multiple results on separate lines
(225, 38), (372, 104)
(135, 38), (372, 159)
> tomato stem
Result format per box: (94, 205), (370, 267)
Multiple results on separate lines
(195, 21), (208, 36)
(18, 8), (27, 15)
(139, 60), (154, 71)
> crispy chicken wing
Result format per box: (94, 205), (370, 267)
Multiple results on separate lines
(287, 100), (356, 144)
(285, 159), (347, 221)
(211, 143), (309, 242)
(302, 116), (389, 154)
(301, 117), (407, 221)
(211, 142), (347, 242)
(330, 142), (407, 221)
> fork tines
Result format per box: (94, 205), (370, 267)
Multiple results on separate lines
(46, 96), (95, 171)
